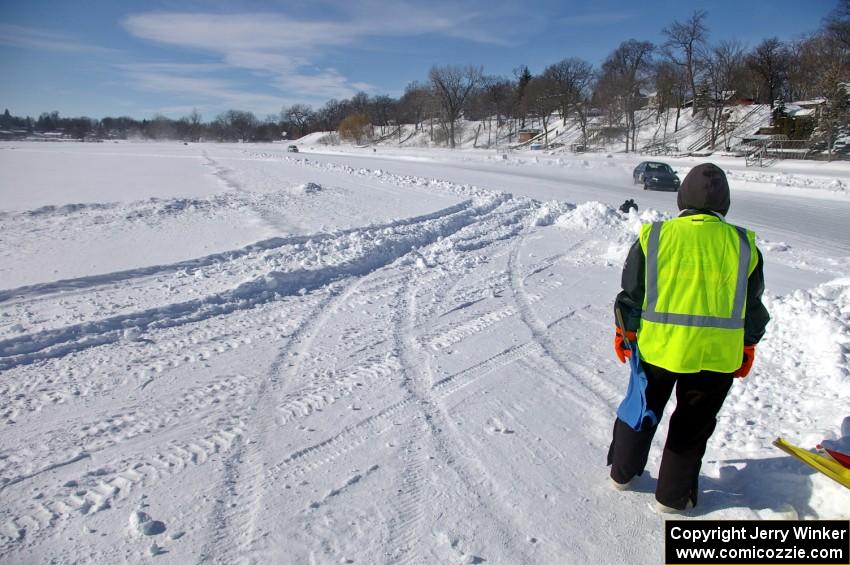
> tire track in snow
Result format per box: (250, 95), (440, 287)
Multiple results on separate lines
(0, 197), (481, 345)
(507, 235), (620, 410)
(233, 200), (542, 561)
(0, 412), (247, 555)
(275, 273), (405, 426)
(0, 196), (553, 560)
(202, 152), (303, 236)
(386, 263), (534, 565)
(264, 338), (543, 486)
(11, 192), (540, 560)
(430, 340), (543, 398)
(0, 230), (317, 306)
(0, 196), (506, 370)
(260, 201), (548, 484)
(0, 305), (314, 556)
(3, 195), (534, 558)
(196, 283), (349, 563)
(385, 272), (435, 564)
(201, 152), (243, 192)
(0, 292), (308, 421)
(0, 153), (467, 307)
(202, 265), (401, 562)
(424, 275), (564, 352)
(0, 366), (258, 550)
(0, 374), (254, 490)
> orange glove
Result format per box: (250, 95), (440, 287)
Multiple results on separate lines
(734, 344), (756, 378)
(614, 327), (637, 363)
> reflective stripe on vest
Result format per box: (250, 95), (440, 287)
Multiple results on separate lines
(643, 221), (751, 330)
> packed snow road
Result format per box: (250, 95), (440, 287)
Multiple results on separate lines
(302, 147), (850, 254)
(0, 142), (848, 564)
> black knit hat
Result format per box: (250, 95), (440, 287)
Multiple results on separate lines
(677, 163), (730, 216)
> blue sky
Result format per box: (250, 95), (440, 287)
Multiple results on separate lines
(0, 0), (837, 120)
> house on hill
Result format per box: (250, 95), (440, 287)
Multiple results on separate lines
(641, 90), (658, 108)
(771, 99), (825, 140)
(0, 129), (29, 140)
(517, 129), (541, 143)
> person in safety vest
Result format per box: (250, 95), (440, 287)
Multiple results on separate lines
(607, 163), (770, 513)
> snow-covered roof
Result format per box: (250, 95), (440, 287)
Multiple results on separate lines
(740, 133), (788, 141)
(792, 99), (826, 107)
(789, 108), (815, 118)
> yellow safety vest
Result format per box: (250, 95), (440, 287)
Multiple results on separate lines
(637, 214), (758, 373)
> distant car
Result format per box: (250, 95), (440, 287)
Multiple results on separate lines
(633, 161), (680, 191)
(287, 145), (299, 153)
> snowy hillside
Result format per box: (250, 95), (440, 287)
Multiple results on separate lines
(0, 141), (848, 564)
(302, 105), (774, 156)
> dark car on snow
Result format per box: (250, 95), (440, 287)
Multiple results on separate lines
(633, 161), (680, 191)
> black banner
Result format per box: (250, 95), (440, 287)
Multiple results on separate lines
(665, 520), (849, 564)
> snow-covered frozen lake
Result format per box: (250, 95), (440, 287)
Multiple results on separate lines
(0, 141), (848, 564)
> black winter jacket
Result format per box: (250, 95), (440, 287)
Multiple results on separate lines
(614, 213), (770, 345)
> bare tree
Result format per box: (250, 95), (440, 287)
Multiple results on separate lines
(147, 114), (179, 140)
(747, 38), (789, 108)
(36, 111), (60, 131)
(652, 61), (683, 145)
(458, 76), (516, 147)
(484, 77), (518, 145)
(513, 65), (533, 128)
(542, 57), (595, 127)
(429, 64), (484, 148)
(524, 75), (560, 145)
(819, 70), (850, 161)
(254, 116), (283, 142)
(593, 69), (625, 140)
(808, 1), (850, 121)
(808, 33), (850, 160)
(786, 35), (827, 102)
(487, 78), (515, 126)
(186, 108), (203, 142)
(283, 104), (314, 138)
(599, 39), (655, 151)
(663, 10), (709, 116)
(217, 110), (258, 142)
(315, 99), (347, 132)
(398, 82), (432, 133)
(370, 95), (396, 138)
(704, 40), (747, 148)
(66, 116), (94, 140)
(572, 88), (595, 149)
(825, 0), (850, 49)
(349, 92), (371, 116)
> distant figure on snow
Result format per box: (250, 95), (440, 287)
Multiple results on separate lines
(619, 199), (638, 213)
(607, 163), (770, 513)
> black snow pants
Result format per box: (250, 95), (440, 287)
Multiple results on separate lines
(607, 361), (734, 510)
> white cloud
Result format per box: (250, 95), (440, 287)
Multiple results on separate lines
(122, 13), (357, 52)
(559, 12), (634, 26)
(121, 65), (289, 115)
(0, 24), (114, 53)
(115, 62), (229, 74)
(274, 69), (375, 101)
(120, 5), (513, 105)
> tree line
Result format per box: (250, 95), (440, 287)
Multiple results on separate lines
(3, 3), (849, 153)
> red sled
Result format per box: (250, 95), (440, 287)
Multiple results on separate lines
(817, 445), (850, 470)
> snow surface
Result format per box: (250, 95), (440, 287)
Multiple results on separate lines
(0, 141), (848, 564)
